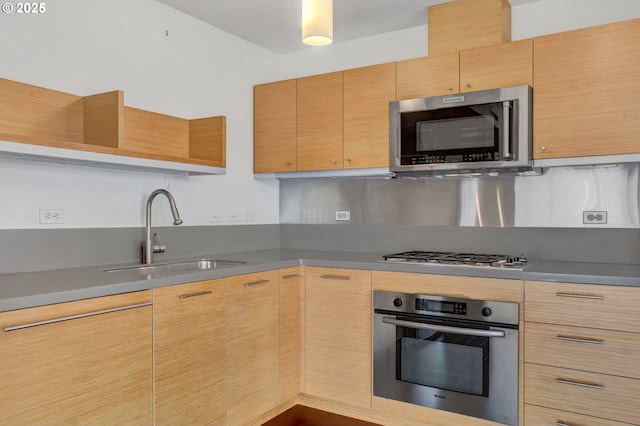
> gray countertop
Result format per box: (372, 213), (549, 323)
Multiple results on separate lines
(1, 248), (640, 312)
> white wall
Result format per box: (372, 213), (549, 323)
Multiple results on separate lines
(1, 0), (639, 230)
(0, 0), (282, 229)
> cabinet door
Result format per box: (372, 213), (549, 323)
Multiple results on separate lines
(279, 267), (304, 402)
(297, 72), (344, 171)
(0, 292), (152, 425)
(344, 63), (396, 169)
(396, 52), (459, 99)
(154, 280), (226, 425)
(226, 270), (280, 425)
(305, 267), (372, 408)
(533, 19), (640, 159)
(254, 79), (297, 173)
(460, 38), (533, 92)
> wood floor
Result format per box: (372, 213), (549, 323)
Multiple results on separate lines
(261, 405), (382, 426)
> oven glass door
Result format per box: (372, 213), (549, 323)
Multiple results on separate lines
(399, 102), (509, 165)
(395, 316), (490, 396)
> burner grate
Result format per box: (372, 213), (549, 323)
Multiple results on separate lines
(381, 251), (525, 268)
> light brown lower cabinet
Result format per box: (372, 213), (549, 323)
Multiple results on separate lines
(304, 267), (372, 408)
(153, 279), (226, 425)
(525, 363), (640, 425)
(10, 269), (640, 426)
(226, 270), (281, 425)
(524, 280), (640, 426)
(525, 404), (633, 426)
(0, 291), (153, 425)
(280, 267), (304, 402)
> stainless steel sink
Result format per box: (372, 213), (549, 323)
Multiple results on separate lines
(104, 259), (246, 278)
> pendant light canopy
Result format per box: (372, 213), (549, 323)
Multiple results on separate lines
(302, 0), (333, 46)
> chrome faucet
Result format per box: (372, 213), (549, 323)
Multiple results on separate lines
(142, 189), (183, 264)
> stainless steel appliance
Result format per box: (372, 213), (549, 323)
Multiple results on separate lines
(374, 290), (519, 425)
(380, 250), (527, 269)
(389, 85), (533, 176)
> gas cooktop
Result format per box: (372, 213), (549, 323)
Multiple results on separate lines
(380, 251), (527, 269)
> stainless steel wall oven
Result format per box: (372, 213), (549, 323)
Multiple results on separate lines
(373, 291), (519, 425)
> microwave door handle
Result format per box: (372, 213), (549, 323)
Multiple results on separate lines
(381, 316), (506, 338)
(502, 101), (512, 160)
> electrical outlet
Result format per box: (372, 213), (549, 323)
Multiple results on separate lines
(583, 210), (607, 224)
(39, 209), (64, 224)
(210, 212), (224, 223)
(228, 212), (241, 222)
(335, 210), (351, 221)
(244, 211), (256, 222)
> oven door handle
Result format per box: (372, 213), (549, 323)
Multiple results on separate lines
(381, 316), (506, 338)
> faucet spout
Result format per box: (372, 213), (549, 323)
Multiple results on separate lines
(142, 189), (183, 264)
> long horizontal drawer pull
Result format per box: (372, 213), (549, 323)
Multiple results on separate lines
(244, 279), (270, 287)
(382, 316), (505, 338)
(556, 335), (604, 345)
(179, 290), (212, 299)
(3, 302), (152, 332)
(555, 292), (604, 300)
(320, 274), (351, 280)
(555, 378), (604, 391)
(282, 274), (301, 280)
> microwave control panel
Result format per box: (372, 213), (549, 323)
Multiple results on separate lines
(405, 152), (498, 165)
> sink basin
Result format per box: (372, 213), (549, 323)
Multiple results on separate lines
(104, 259), (246, 278)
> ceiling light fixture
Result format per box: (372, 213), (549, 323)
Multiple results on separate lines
(302, 0), (333, 46)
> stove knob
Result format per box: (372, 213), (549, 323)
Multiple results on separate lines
(481, 307), (492, 317)
(393, 298), (403, 307)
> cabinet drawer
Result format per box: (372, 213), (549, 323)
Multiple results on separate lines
(525, 322), (640, 378)
(525, 404), (633, 426)
(525, 363), (640, 424)
(525, 281), (640, 332)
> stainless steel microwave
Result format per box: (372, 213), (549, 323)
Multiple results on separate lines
(389, 85), (533, 176)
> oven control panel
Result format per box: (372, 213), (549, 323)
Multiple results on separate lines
(416, 298), (467, 315)
(374, 291), (519, 325)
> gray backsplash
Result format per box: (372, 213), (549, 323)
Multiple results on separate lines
(1, 223), (638, 274)
(0, 225), (281, 274)
(280, 163), (640, 228)
(280, 224), (640, 264)
(2, 163), (640, 275)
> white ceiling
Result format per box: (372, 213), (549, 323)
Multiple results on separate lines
(156, 0), (542, 54)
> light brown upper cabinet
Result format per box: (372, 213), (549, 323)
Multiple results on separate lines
(297, 71), (344, 171)
(396, 51), (460, 100)
(397, 39), (532, 100)
(459, 38), (532, 92)
(344, 62), (396, 169)
(255, 64), (396, 173)
(254, 79), (297, 173)
(428, 0), (511, 56)
(533, 19), (640, 159)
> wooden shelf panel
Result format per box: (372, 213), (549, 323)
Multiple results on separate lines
(123, 106), (190, 158)
(0, 78), (226, 173)
(0, 78), (84, 146)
